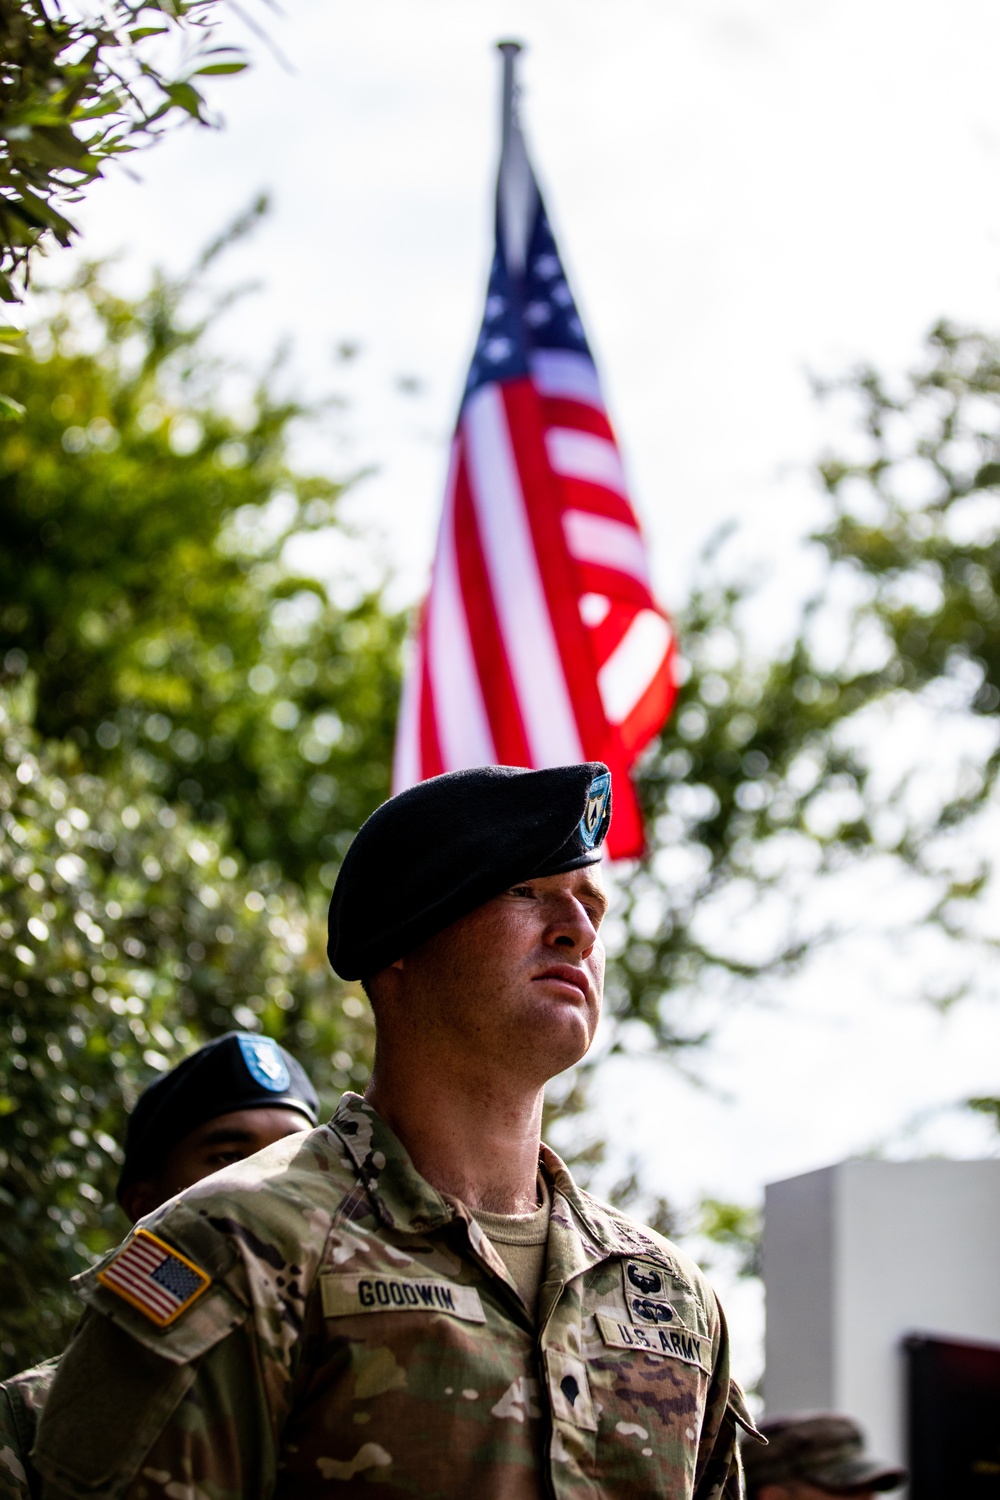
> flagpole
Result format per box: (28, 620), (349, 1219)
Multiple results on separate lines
(496, 39), (523, 155)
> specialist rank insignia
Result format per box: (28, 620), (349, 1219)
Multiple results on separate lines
(97, 1227), (210, 1326)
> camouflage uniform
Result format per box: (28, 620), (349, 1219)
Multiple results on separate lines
(34, 1093), (757, 1498)
(0, 1358), (58, 1500)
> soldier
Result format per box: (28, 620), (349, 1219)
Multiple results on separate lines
(0, 1033), (318, 1500)
(741, 1413), (905, 1498)
(32, 763), (760, 1499)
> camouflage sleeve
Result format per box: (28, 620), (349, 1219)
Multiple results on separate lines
(692, 1383), (753, 1500)
(29, 1210), (287, 1500)
(33, 1310), (275, 1500)
(0, 1387), (32, 1500)
(691, 1300), (762, 1500)
(0, 1358), (60, 1500)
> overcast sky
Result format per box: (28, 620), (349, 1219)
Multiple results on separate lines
(63, 0), (1000, 1383)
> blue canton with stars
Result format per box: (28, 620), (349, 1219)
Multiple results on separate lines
(464, 191), (594, 403)
(151, 1254), (205, 1303)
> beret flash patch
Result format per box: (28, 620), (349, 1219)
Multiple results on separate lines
(237, 1033), (291, 1093)
(579, 771), (611, 849)
(97, 1228), (210, 1326)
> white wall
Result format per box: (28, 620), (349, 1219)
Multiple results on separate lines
(763, 1160), (1000, 1464)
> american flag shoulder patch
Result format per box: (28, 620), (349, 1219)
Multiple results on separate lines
(97, 1228), (210, 1327)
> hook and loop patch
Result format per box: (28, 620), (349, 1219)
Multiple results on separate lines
(97, 1228), (210, 1327)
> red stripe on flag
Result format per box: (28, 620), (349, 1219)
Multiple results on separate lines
(417, 619), (445, 779)
(105, 1270), (175, 1315)
(452, 445), (532, 766)
(587, 600), (641, 669)
(500, 379), (646, 858)
(617, 635), (678, 760)
(551, 486), (636, 527)
(538, 396), (616, 442)
(573, 562), (655, 613)
(500, 380), (612, 761)
(103, 1266), (176, 1317)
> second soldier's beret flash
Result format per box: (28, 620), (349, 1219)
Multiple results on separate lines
(327, 762), (612, 980)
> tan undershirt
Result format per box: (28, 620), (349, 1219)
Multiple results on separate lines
(472, 1171), (552, 1321)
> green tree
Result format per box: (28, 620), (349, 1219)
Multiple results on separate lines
(0, 220), (400, 1373)
(604, 558), (858, 1052)
(0, 0), (247, 305)
(812, 319), (1000, 930)
(0, 226), (405, 890)
(810, 320), (1000, 1125)
(612, 320), (1000, 1059)
(0, 678), (374, 1375)
(590, 314), (1000, 1283)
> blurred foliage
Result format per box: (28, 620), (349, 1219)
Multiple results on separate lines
(812, 319), (1000, 900)
(612, 559), (863, 1050)
(616, 318), (1000, 1053)
(0, 0), (246, 303)
(967, 1096), (1000, 1130)
(694, 1198), (761, 1281)
(0, 678), (373, 1375)
(0, 222), (405, 890)
(0, 215), (400, 1373)
(586, 315), (1000, 1231)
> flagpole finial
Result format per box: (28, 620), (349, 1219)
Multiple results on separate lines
(496, 40), (525, 154)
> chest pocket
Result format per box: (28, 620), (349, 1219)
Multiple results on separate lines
(569, 1257), (714, 1495)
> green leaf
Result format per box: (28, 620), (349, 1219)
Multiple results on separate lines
(192, 62), (248, 75)
(162, 81), (207, 119)
(74, 95), (125, 122)
(0, 393), (26, 420)
(128, 26), (170, 39)
(974, 461), (1000, 489)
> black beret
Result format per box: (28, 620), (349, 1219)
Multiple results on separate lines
(116, 1032), (319, 1203)
(327, 762), (612, 980)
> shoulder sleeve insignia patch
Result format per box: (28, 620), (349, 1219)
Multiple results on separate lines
(97, 1228), (211, 1327)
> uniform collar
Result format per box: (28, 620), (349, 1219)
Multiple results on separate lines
(330, 1092), (647, 1267)
(330, 1092), (455, 1234)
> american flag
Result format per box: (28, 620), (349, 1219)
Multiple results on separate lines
(97, 1228), (209, 1327)
(393, 55), (676, 857)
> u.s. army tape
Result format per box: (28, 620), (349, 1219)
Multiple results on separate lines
(596, 1312), (710, 1371)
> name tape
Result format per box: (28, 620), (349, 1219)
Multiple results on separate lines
(596, 1312), (710, 1372)
(321, 1273), (486, 1324)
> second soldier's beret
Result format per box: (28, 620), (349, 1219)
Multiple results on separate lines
(116, 1032), (319, 1202)
(327, 762), (612, 980)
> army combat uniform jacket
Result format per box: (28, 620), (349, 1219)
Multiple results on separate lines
(33, 1094), (758, 1499)
(0, 1359), (56, 1500)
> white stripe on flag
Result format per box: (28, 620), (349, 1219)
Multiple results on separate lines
(546, 428), (628, 498)
(391, 629), (423, 792)
(598, 610), (672, 725)
(463, 385), (583, 767)
(104, 1267), (175, 1317)
(529, 350), (604, 410)
(563, 510), (651, 587)
(426, 449), (496, 770)
(118, 1242), (160, 1266)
